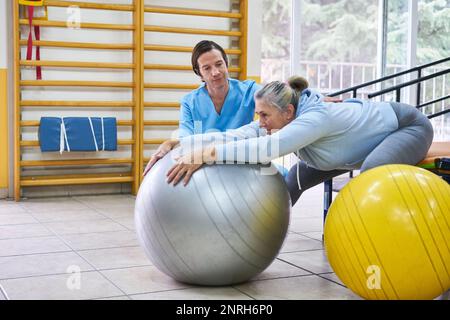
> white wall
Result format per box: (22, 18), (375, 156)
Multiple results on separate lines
(247, 0), (262, 79)
(0, 0), (7, 68)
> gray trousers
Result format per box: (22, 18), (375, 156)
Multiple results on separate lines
(286, 102), (434, 205)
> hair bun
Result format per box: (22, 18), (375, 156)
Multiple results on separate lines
(287, 76), (309, 93)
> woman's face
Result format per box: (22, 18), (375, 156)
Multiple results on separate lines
(255, 99), (295, 134)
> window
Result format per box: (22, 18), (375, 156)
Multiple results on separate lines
(261, 0), (291, 83)
(261, 0), (449, 139)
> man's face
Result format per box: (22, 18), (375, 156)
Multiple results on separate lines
(197, 49), (229, 90)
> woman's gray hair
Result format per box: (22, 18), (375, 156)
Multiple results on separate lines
(254, 76), (309, 112)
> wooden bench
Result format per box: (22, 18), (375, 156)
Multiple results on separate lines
(417, 141), (450, 173)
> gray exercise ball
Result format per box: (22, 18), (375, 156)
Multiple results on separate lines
(135, 151), (291, 286)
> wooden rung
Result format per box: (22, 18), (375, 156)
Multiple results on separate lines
(20, 121), (42, 127)
(20, 60), (134, 69)
(144, 120), (179, 126)
(44, 0), (134, 11)
(118, 120), (134, 126)
(144, 83), (198, 90)
(21, 80), (134, 88)
(229, 67), (240, 72)
(20, 40), (134, 50)
(144, 6), (242, 19)
(143, 64), (240, 72)
(144, 25), (241, 37)
(22, 172), (131, 180)
(20, 139), (135, 147)
(20, 120), (134, 127)
(144, 64), (192, 71)
(21, 174), (134, 187)
(144, 139), (166, 145)
(21, 158), (134, 167)
(20, 141), (41, 147)
(20, 100), (135, 107)
(19, 19), (134, 31)
(144, 44), (241, 55)
(144, 102), (179, 108)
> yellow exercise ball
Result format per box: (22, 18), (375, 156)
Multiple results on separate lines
(324, 164), (450, 300)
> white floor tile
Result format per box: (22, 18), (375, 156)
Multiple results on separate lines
(0, 214), (38, 226)
(0, 271), (123, 300)
(278, 250), (333, 274)
(0, 205), (28, 215)
(114, 217), (135, 230)
(0, 284), (7, 300)
(61, 230), (139, 251)
(288, 217), (324, 233)
(19, 198), (91, 213)
(43, 219), (127, 235)
(0, 236), (71, 257)
(31, 209), (106, 223)
(74, 195), (135, 209)
(95, 206), (134, 219)
(299, 231), (324, 241)
(319, 272), (345, 286)
(0, 251), (94, 279)
(0, 224), (53, 240)
(95, 295), (131, 300)
(131, 287), (252, 300)
(280, 233), (323, 253)
(251, 259), (311, 281)
(78, 246), (151, 270)
(101, 266), (190, 295)
(235, 275), (361, 300)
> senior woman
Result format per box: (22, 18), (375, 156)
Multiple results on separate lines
(163, 76), (434, 205)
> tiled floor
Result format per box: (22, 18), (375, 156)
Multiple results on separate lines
(0, 185), (380, 300)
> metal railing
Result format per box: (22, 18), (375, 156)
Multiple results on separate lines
(328, 57), (449, 107)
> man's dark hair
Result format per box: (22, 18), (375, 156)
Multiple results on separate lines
(191, 40), (229, 77)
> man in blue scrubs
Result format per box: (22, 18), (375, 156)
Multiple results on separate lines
(179, 40), (260, 138)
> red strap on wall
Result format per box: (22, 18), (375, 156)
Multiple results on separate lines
(26, 5), (42, 80)
(26, 6), (33, 60)
(34, 24), (42, 79)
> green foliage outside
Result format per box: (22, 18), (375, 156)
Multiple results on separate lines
(262, 0), (450, 65)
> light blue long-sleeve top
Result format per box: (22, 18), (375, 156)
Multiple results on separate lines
(180, 89), (399, 171)
(178, 78), (261, 138)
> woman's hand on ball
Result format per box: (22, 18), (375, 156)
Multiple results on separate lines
(166, 161), (203, 186)
(143, 139), (179, 176)
(166, 146), (216, 186)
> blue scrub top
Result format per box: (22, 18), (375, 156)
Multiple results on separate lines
(179, 78), (260, 138)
